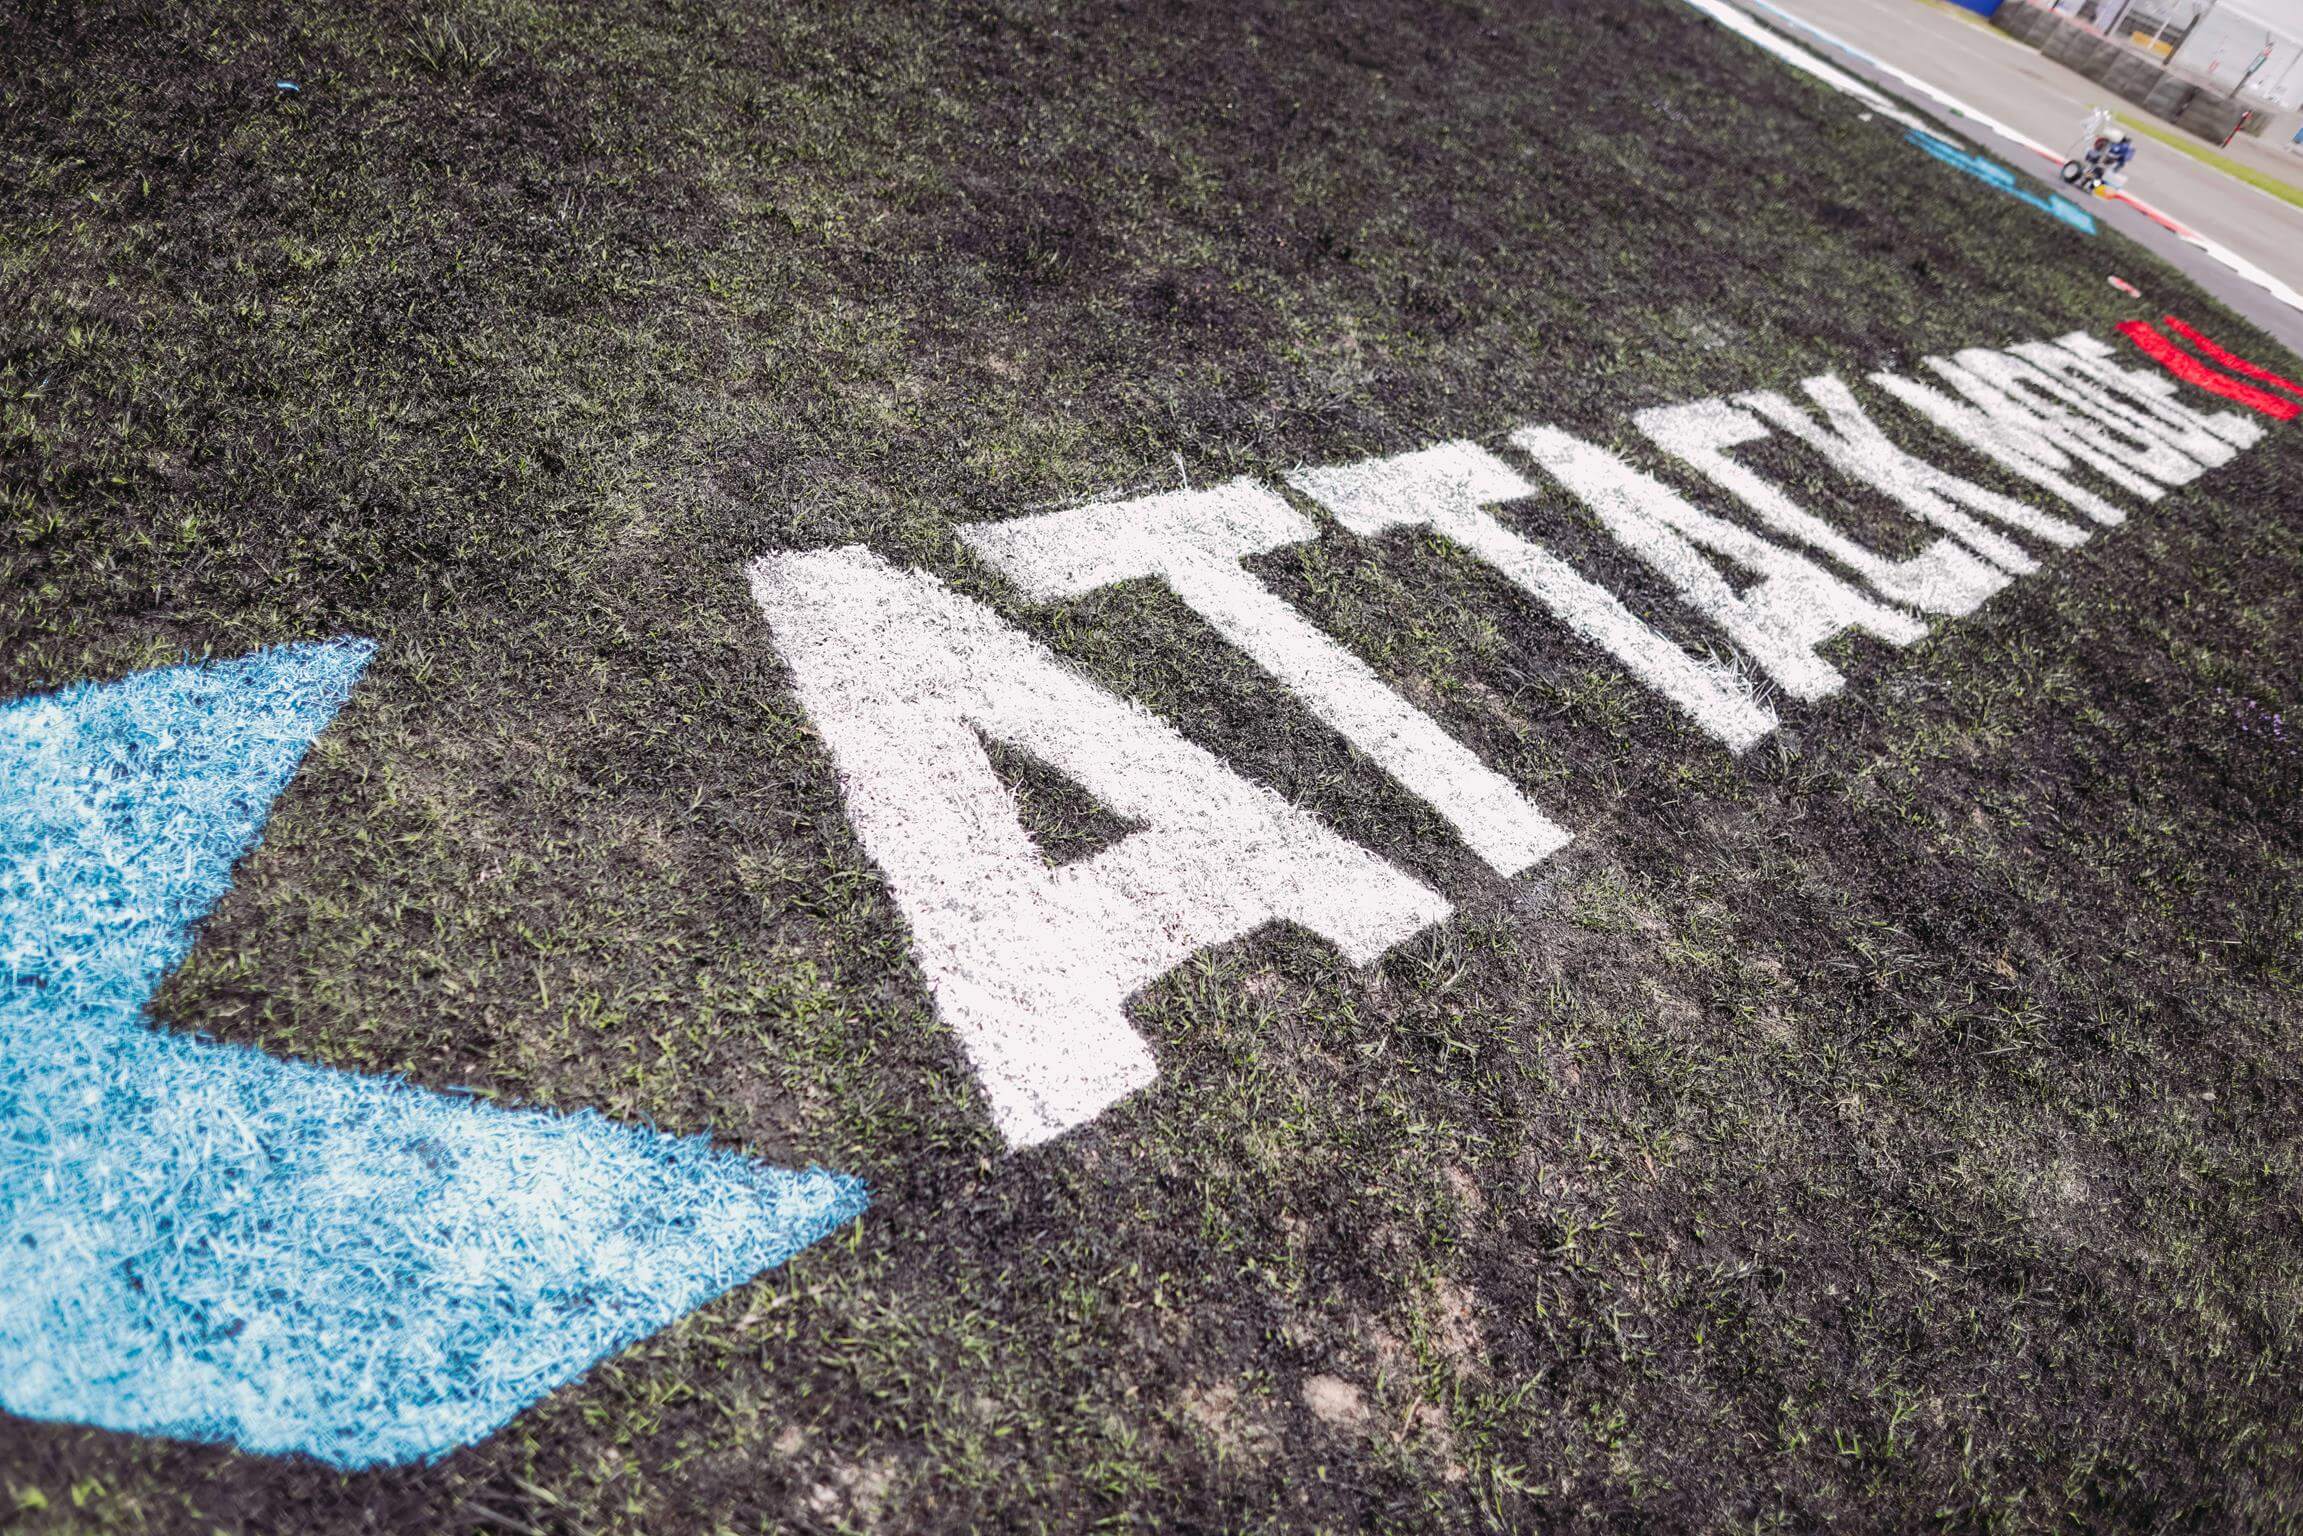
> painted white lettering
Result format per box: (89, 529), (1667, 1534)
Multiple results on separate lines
(1918, 354), (2165, 499)
(1634, 395), (2010, 615)
(1736, 376), (2088, 563)
(1949, 348), (2203, 490)
(1287, 442), (1776, 752)
(748, 546), (1449, 1148)
(960, 480), (1569, 877)
(1509, 425), (1927, 704)
(2034, 332), (2263, 459)
(1868, 365), (2132, 525)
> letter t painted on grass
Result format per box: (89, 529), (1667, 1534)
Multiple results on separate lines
(961, 478), (1569, 877)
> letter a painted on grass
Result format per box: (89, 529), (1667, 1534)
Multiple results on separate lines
(750, 546), (1449, 1149)
(0, 641), (865, 1470)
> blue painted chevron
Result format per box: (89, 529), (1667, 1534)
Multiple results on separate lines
(1907, 130), (2098, 235)
(0, 640), (865, 1469)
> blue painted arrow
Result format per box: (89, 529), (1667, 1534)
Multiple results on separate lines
(1907, 130), (2098, 236)
(0, 640), (866, 1469)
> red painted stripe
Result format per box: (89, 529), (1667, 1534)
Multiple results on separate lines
(2011, 145), (2193, 233)
(2160, 315), (2303, 400)
(2116, 321), (2301, 421)
(2108, 192), (2191, 234)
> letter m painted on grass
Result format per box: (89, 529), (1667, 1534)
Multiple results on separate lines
(1, 641), (864, 1469)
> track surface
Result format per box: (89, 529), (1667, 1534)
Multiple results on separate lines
(1754, 0), (2303, 353)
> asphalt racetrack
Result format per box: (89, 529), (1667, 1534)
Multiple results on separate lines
(1741, 0), (2303, 355)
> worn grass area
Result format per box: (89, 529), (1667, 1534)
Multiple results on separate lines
(4, 0), (2302, 1530)
(2111, 110), (2303, 212)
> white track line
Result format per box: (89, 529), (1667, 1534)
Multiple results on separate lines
(1675, 0), (1930, 131)
(1693, 0), (2303, 315)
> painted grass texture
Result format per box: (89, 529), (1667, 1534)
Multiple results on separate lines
(0, 645), (866, 1470)
(4, 0), (2302, 1528)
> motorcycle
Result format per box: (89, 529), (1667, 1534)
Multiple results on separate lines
(2060, 107), (2135, 195)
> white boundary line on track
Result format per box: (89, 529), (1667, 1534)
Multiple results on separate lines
(1673, 0), (1930, 131)
(1693, 0), (2303, 316)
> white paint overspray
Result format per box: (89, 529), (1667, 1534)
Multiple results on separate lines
(1867, 366), (2131, 527)
(748, 545), (1449, 1149)
(1286, 442), (1776, 752)
(1948, 349), (2204, 491)
(1634, 395), (2009, 616)
(959, 480), (1569, 877)
(2031, 333), (2263, 461)
(1508, 425), (1927, 704)
(1734, 376), (2088, 564)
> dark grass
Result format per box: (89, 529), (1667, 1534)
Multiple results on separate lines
(4, 0), (2302, 1529)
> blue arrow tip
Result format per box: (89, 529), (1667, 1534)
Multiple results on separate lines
(1, 640), (868, 1469)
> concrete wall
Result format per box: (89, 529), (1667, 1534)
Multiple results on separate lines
(2169, 6), (2303, 109)
(1991, 0), (2293, 140)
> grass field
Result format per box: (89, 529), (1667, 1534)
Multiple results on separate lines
(4, 0), (2301, 1530)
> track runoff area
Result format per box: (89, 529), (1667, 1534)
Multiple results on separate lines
(757, 321), (2301, 1149)
(19, 312), (2292, 1479)
(8, 0), (2303, 1521)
